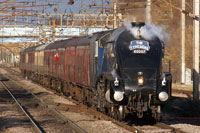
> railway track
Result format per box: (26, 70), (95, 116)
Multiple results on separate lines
(0, 66), (190, 133)
(134, 122), (187, 133)
(51, 102), (187, 133)
(0, 80), (44, 133)
(0, 73), (86, 133)
(154, 123), (186, 133)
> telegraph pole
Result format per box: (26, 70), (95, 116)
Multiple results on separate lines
(52, 19), (56, 42)
(193, 0), (199, 101)
(113, 0), (117, 29)
(146, 0), (151, 23)
(181, 0), (185, 84)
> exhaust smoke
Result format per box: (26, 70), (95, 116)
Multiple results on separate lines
(124, 21), (170, 41)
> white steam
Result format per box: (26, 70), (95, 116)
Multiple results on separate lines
(111, 69), (119, 78)
(124, 21), (170, 41)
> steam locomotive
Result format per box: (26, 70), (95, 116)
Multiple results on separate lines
(20, 22), (172, 121)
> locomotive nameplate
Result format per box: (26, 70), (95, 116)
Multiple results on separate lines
(129, 40), (150, 54)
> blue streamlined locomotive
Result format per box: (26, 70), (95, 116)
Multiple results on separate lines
(20, 22), (172, 121)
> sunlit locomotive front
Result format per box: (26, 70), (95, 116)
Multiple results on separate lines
(100, 23), (172, 121)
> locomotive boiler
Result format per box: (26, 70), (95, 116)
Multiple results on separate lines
(20, 22), (172, 121)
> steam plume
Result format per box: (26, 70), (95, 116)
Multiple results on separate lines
(124, 21), (169, 41)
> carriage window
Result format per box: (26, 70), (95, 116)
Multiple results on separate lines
(106, 43), (115, 71)
(99, 33), (111, 48)
(25, 53), (28, 63)
(107, 43), (115, 58)
(95, 41), (98, 57)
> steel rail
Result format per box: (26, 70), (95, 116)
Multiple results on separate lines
(0, 81), (44, 133)
(25, 89), (87, 133)
(155, 123), (187, 133)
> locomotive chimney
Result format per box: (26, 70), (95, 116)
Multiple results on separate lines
(131, 22), (145, 28)
(137, 29), (141, 38)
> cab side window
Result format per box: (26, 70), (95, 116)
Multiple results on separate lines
(106, 43), (115, 72)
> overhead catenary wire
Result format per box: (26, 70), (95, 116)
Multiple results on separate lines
(161, 0), (199, 20)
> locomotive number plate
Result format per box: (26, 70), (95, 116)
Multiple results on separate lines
(133, 49), (146, 54)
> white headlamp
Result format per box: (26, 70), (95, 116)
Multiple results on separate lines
(158, 92), (168, 102)
(114, 91), (124, 102)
